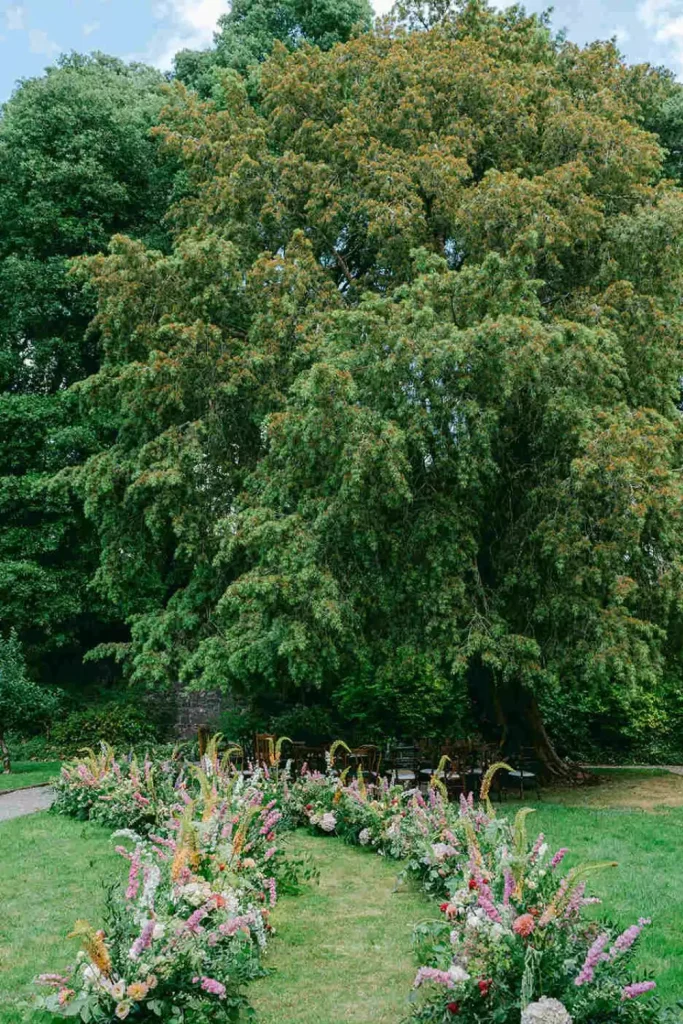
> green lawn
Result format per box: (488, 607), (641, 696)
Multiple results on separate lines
(528, 797), (683, 1004)
(249, 831), (440, 1024)
(0, 813), (124, 1024)
(0, 763), (60, 792)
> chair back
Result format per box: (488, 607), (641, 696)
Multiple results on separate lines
(254, 733), (275, 766)
(352, 744), (381, 776)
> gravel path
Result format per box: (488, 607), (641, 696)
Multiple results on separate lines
(0, 785), (54, 822)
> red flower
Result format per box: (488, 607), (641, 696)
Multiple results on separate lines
(478, 979), (492, 997)
(468, 877), (478, 890)
(440, 902), (450, 913)
(447, 1002), (460, 1015)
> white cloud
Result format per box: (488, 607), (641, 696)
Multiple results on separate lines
(83, 20), (100, 36)
(638, 0), (683, 71)
(614, 25), (631, 45)
(28, 27), (60, 56)
(373, 0), (395, 12)
(4, 4), (26, 31)
(142, 0), (227, 69)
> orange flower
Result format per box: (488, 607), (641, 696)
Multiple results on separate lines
(126, 982), (149, 1001)
(513, 913), (536, 937)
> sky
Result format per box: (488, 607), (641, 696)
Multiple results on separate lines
(2, 0), (683, 102)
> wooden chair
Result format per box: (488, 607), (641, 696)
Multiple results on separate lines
(389, 745), (419, 788)
(351, 744), (381, 781)
(253, 733), (275, 768)
(501, 746), (541, 800)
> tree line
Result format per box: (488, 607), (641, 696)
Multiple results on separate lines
(3, 0), (683, 767)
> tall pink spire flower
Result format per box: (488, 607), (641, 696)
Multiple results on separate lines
(622, 981), (656, 1000)
(610, 918), (651, 959)
(125, 848), (141, 900)
(575, 933), (610, 986)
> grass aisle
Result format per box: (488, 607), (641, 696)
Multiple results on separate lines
(250, 831), (438, 1024)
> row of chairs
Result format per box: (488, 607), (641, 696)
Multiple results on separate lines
(247, 734), (541, 800)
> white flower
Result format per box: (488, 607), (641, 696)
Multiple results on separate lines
(359, 828), (371, 846)
(115, 1002), (132, 1021)
(320, 812), (337, 833)
(110, 979), (126, 1000)
(521, 997), (573, 1024)
(466, 912), (482, 930)
(152, 922), (166, 940)
(538, 843), (549, 860)
(448, 965), (470, 983)
(526, 879), (537, 890)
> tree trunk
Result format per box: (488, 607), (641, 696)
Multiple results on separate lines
(526, 695), (574, 779)
(0, 731), (10, 774)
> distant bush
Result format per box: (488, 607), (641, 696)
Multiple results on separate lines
(50, 702), (161, 754)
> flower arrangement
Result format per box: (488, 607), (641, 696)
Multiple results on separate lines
(38, 763), (286, 1021)
(46, 747), (666, 1024)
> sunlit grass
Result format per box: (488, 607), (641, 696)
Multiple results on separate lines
(0, 763), (60, 793)
(249, 831), (439, 1024)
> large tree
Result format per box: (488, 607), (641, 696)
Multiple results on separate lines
(76, 2), (683, 766)
(0, 54), (175, 686)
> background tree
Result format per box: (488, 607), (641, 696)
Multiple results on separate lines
(73, 1), (683, 767)
(0, 53), (176, 688)
(0, 630), (59, 772)
(174, 0), (373, 96)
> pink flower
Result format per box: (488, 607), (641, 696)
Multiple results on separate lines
(503, 870), (515, 906)
(126, 848), (141, 900)
(185, 905), (209, 934)
(513, 914), (535, 937)
(622, 981), (656, 1000)
(414, 967), (454, 989)
(195, 976), (227, 999)
(551, 848), (569, 869)
(264, 846), (277, 861)
(575, 933), (610, 986)
(477, 893), (502, 923)
(610, 919), (651, 959)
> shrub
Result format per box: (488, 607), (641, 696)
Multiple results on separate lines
(51, 703), (161, 755)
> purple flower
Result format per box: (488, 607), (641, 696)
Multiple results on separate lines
(129, 919), (155, 960)
(185, 905), (209, 933)
(610, 919), (651, 959)
(195, 976), (227, 999)
(414, 967), (455, 989)
(575, 933), (610, 986)
(551, 848), (569, 869)
(563, 882), (586, 919)
(530, 833), (545, 861)
(621, 981), (656, 1000)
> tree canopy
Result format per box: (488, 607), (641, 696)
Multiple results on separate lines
(174, 0), (373, 95)
(64, 1), (683, 763)
(0, 53), (176, 686)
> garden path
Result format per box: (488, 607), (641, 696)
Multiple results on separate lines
(249, 831), (438, 1024)
(0, 785), (53, 822)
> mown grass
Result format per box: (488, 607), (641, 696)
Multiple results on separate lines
(527, 794), (683, 1004)
(249, 831), (439, 1024)
(0, 763), (60, 793)
(0, 813), (124, 1024)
